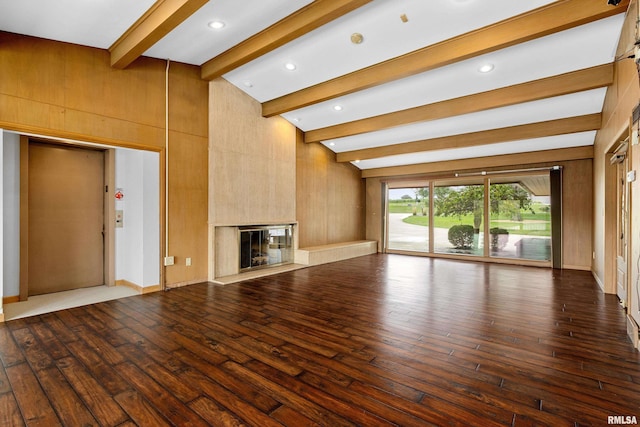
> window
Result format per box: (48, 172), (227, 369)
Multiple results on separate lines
(384, 171), (553, 264)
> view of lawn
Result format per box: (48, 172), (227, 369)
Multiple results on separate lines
(389, 200), (551, 237)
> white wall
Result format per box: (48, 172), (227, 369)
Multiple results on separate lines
(115, 148), (160, 287)
(2, 132), (20, 304)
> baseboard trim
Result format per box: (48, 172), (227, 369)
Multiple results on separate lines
(2, 296), (20, 305)
(627, 315), (639, 350)
(562, 264), (590, 271)
(592, 271), (605, 293)
(116, 280), (161, 295)
(165, 278), (207, 289)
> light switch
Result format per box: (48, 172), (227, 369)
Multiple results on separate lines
(115, 210), (124, 228)
(627, 170), (636, 183)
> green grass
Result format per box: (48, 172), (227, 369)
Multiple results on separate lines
(389, 200), (551, 237)
(400, 213), (550, 237)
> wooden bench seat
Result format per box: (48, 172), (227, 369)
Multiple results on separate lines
(295, 240), (377, 266)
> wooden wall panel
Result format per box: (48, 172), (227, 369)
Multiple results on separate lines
(562, 159), (594, 270)
(593, 0), (640, 292)
(296, 132), (365, 248)
(0, 32), (209, 288)
(365, 177), (384, 252)
(209, 79), (297, 226)
(165, 131), (209, 285)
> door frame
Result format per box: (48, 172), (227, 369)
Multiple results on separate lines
(19, 137), (115, 300)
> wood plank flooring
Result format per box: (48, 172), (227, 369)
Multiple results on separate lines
(1, 254), (639, 426)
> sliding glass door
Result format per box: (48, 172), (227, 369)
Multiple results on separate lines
(387, 187), (429, 252)
(488, 176), (551, 261)
(433, 182), (484, 256)
(385, 171), (553, 264)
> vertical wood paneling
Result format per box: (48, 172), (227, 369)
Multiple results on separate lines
(593, 2), (640, 292)
(209, 78), (296, 226)
(296, 132), (365, 248)
(562, 159), (594, 269)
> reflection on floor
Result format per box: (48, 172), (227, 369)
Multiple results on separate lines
(3, 285), (139, 321)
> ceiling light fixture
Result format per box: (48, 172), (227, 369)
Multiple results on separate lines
(333, 105), (343, 111)
(284, 62), (297, 71)
(351, 33), (364, 44)
(478, 63), (494, 73)
(329, 142), (336, 147)
(208, 20), (225, 29)
(242, 80), (253, 88)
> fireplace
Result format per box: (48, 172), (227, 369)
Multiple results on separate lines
(239, 225), (293, 271)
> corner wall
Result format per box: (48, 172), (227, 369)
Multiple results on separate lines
(208, 78), (367, 278)
(593, 2), (640, 292)
(296, 132), (365, 248)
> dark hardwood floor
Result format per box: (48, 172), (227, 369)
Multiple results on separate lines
(1, 254), (639, 426)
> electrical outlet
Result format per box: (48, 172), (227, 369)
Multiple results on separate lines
(164, 256), (174, 266)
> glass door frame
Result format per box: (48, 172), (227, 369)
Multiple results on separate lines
(383, 170), (553, 268)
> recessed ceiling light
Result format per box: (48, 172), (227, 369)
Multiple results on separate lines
(243, 80), (253, 88)
(333, 105), (343, 111)
(208, 20), (225, 30)
(292, 117), (300, 122)
(329, 142), (336, 147)
(478, 63), (494, 73)
(284, 62), (297, 71)
(354, 160), (361, 163)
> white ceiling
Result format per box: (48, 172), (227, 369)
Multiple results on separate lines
(0, 0), (629, 171)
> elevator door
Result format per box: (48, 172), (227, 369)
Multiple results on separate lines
(28, 142), (105, 296)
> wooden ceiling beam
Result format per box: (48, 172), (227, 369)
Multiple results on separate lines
(109, 0), (208, 69)
(263, 0), (628, 117)
(305, 63), (613, 143)
(336, 113), (602, 162)
(361, 146), (594, 179)
(201, 0), (372, 81)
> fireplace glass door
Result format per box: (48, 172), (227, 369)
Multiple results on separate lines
(239, 225), (293, 271)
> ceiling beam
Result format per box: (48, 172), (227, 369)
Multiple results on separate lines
(361, 146), (594, 179)
(336, 114), (602, 162)
(305, 63), (613, 143)
(109, 0), (208, 69)
(262, 0), (628, 117)
(201, 0), (372, 81)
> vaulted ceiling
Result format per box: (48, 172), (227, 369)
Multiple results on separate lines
(0, 0), (631, 176)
